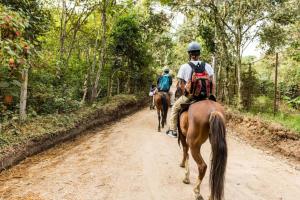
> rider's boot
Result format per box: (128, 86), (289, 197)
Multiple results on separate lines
(166, 129), (177, 138)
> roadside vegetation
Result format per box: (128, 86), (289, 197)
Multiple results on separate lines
(0, 94), (143, 155)
(0, 1), (172, 130)
(0, 0), (299, 149)
(161, 0), (300, 132)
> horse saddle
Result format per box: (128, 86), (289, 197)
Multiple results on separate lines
(158, 91), (169, 96)
(180, 95), (217, 113)
(180, 101), (197, 113)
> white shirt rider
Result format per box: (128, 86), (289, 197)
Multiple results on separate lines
(177, 60), (214, 83)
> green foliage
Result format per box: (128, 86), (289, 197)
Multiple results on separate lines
(1, 0), (297, 132)
(28, 71), (80, 114)
(110, 14), (141, 57)
(251, 96), (274, 113)
(259, 0), (299, 53)
(258, 112), (300, 133)
(0, 0), (51, 43)
(259, 24), (286, 54)
(283, 96), (300, 110)
(198, 24), (215, 54)
(0, 5), (32, 111)
(109, 12), (153, 93)
(241, 66), (260, 110)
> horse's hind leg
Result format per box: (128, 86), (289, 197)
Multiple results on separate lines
(157, 110), (161, 132)
(190, 144), (207, 200)
(180, 136), (188, 167)
(179, 113), (190, 184)
(178, 133), (190, 184)
(162, 112), (168, 129)
(161, 111), (165, 128)
(182, 143), (190, 184)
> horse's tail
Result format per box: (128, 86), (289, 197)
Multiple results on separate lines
(161, 93), (168, 120)
(209, 111), (227, 200)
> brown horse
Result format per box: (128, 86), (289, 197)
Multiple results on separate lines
(175, 81), (185, 100)
(178, 100), (227, 200)
(154, 92), (170, 132)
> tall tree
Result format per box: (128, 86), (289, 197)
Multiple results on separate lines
(91, 0), (108, 100)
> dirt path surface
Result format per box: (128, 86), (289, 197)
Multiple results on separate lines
(0, 109), (300, 200)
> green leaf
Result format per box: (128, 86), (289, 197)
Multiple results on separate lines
(12, 80), (21, 87)
(0, 81), (9, 88)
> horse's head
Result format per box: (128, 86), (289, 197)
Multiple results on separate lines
(175, 86), (183, 100)
(175, 82), (192, 99)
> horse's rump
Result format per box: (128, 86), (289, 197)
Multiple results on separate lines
(177, 100), (227, 200)
(154, 92), (170, 131)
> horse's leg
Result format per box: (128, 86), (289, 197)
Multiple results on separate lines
(162, 110), (167, 128)
(157, 109), (161, 132)
(180, 136), (188, 167)
(179, 112), (188, 168)
(179, 112), (190, 184)
(178, 132), (190, 183)
(190, 143), (207, 200)
(182, 143), (190, 184)
(164, 105), (169, 125)
(161, 110), (164, 128)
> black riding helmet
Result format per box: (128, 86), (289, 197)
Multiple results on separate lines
(163, 66), (169, 74)
(187, 41), (201, 56)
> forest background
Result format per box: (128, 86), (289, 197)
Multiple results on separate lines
(0, 0), (299, 141)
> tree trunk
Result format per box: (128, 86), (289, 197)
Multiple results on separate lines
(236, 46), (242, 108)
(20, 69), (28, 121)
(58, 0), (67, 78)
(246, 63), (252, 110)
(217, 63), (222, 99)
(234, 63), (237, 95)
(225, 66), (230, 104)
(236, 0), (243, 109)
(81, 73), (88, 104)
(274, 52), (279, 115)
(126, 77), (131, 94)
(117, 78), (120, 94)
(107, 74), (112, 97)
(91, 0), (107, 100)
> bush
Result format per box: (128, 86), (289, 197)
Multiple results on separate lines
(28, 87), (80, 114)
(251, 95), (274, 113)
(288, 96), (300, 110)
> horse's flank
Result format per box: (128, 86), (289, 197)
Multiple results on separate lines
(178, 100), (227, 200)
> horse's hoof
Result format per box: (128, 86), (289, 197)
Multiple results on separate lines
(180, 163), (185, 168)
(182, 178), (190, 184)
(194, 194), (204, 200)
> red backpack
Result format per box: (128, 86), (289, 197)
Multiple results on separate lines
(188, 61), (212, 99)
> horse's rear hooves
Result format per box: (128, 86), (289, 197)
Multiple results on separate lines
(195, 194), (204, 200)
(182, 178), (190, 184)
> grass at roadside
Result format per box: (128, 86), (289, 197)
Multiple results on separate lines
(0, 95), (144, 155)
(256, 112), (300, 133)
(228, 107), (300, 134)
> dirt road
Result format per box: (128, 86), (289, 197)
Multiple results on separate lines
(0, 109), (299, 200)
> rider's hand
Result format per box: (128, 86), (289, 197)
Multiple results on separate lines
(185, 80), (192, 92)
(209, 95), (217, 102)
